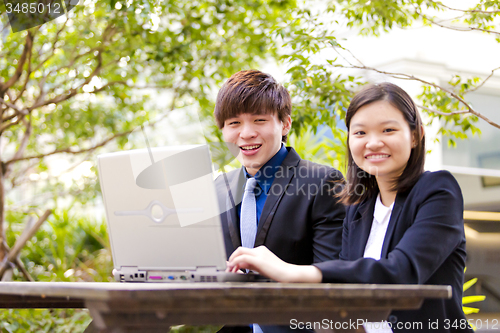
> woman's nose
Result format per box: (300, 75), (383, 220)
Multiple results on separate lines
(365, 136), (384, 150)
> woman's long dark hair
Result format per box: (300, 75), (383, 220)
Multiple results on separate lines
(339, 82), (426, 206)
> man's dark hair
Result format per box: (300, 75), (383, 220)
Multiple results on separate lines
(214, 70), (292, 142)
(339, 82), (426, 205)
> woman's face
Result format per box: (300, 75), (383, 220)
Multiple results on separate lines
(349, 100), (416, 184)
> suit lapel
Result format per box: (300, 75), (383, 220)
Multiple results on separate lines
(350, 195), (377, 259)
(380, 192), (406, 258)
(223, 168), (246, 250)
(254, 148), (300, 247)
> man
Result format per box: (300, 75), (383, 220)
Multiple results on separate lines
(213, 70), (345, 333)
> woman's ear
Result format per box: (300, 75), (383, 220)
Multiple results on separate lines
(412, 125), (425, 148)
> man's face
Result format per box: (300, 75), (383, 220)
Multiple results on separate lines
(222, 112), (291, 176)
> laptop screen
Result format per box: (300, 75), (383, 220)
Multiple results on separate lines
(98, 145), (227, 271)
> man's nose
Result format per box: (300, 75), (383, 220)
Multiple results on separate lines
(240, 124), (257, 139)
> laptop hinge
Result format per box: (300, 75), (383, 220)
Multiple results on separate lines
(115, 266), (147, 282)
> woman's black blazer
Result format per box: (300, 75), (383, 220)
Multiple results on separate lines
(314, 171), (472, 332)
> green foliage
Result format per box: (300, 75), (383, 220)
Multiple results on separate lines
(335, 0), (433, 35)
(418, 75), (482, 147)
(0, 309), (92, 333)
(1, 208), (111, 331)
(5, 209), (113, 282)
(1, 0), (297, 211)
(333, 0), (500, 39)
(275, 14), (365, 144)
(288, 125), (346, 174)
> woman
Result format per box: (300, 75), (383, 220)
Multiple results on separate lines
(227, 83), (472, 332)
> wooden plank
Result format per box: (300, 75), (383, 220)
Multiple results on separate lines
(87, 302), (389, 332)
(0, 294), (85, 308)
(0, 282), (452, 300)
(0, 282), (452, 332)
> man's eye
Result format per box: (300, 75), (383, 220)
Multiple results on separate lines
(228, 121), (239, 125)
(256, 119), (266, 122)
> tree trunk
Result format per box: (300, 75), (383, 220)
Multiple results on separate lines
(0, 165), (5, 262)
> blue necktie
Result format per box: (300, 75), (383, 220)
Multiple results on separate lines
(240, 178), (263, 333)
(240, 177), (258, 249)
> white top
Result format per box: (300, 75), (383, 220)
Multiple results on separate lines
(363, 194), (394, 261)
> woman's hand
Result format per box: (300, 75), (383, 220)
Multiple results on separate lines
(227, 246), (323, 283)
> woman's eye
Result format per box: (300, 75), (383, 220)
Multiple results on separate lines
(228, 121), (239, 125)
(353, 131), (365, 135)
(256, 119), (266, 122)
(384, 128), (396, 133)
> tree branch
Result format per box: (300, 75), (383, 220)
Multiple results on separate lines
(0, 97), (26, 115)
(9, 159), (39, 189)
(43, 56), (122, 99)
(2, 241), (34, 281)
(0, 210), (51, 278)
(466, 66), (500, 93)
(10, 151), (94, 189)
(427, 0), (500, 14)
(336, 63), (500, 129)
(12, 36), (35, 105)
(5, 127), (133, 165)
(0, 107), (30, 133)
(2, 110), (22, 123)
(0, 31), (35, 95)
(31, 50), (103, 109)
(90, 81), (178, 93)
(32, 17), (69, 74)
(415, 8), (500, 36)
(33, 23), (117, 103)
(4, 106), (174, 166)
(3, 117), (32, 178)
(416, 104), (469, 116)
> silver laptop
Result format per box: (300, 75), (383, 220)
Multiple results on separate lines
(98, 144), (262, 282)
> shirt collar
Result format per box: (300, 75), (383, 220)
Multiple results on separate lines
(244, 144), (288, 194)
(373, 193), (394, 224)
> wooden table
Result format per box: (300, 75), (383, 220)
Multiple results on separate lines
(0, 282), (451, 333)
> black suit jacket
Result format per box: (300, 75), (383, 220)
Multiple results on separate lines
(314, 171), (472, 332)
(215, 147), (345, 265)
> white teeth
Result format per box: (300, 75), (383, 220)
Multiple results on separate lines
(241, 145), (261, 150)
(366, 154), (390, 159)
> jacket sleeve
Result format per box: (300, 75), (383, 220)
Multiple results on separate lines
(314, 171), (465, 284)
(310, 168), (346, 263)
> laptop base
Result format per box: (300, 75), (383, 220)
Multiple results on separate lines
(114, 266), (270, 283)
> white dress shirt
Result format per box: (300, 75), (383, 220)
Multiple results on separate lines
(363, 193), (394, 260)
